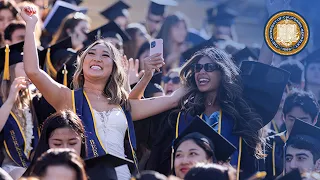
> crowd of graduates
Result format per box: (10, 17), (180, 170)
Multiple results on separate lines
(0, 0), (318, 180)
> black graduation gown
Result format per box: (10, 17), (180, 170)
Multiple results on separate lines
(144, 110), (262, 179)
(264, 131), (286, 180)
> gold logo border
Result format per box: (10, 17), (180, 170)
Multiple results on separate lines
(264, 11), (309, 56)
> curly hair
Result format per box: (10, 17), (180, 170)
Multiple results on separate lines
(179, 47), (264, 157)
(72, 40), (129, 109)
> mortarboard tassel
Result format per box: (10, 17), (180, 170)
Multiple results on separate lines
(3, 44), (10, 80)
(63, 64), (68, 86)
(46, 48), (58, 79)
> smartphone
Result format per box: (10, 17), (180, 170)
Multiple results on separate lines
(150, 39), (163, 59)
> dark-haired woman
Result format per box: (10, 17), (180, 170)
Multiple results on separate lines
(0, 1), (18, 46)
(173, 132), (216, 179)
(24, 110), (86, 177)
(28, 149), (87, 180)
(146, 48), (266, 179)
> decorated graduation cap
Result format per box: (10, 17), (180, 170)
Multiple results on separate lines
(232, 47), (259, 66)
(173, 116), (236, 162)
(100, 1), (130, 21)
(0, 41), (24, 80)
(38, 37), (73, 79)
(85, 153), (133, 180)
(240, 61), (290, 126)
(84, 21), (131, 48)
(206, 2), (237, 26)
(43, 0), (88, 34)
(149, 0), (178, 16)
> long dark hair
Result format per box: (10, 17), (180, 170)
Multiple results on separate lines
(179, 47), (264, 157)
(174, 132), (216, 163)
(31, 110), (87, 168)
(156, 13), (188, 58)
(30, 149), (87, 180)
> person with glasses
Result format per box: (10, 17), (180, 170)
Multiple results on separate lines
(145, 47), (288, 179)
(163, 68), (181, 95)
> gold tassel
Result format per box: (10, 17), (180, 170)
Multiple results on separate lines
(46, 48), (57, 79)
(3, 44), (10, 80)
(63, 64), (68, 86)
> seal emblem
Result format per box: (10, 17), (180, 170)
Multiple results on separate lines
(264, 11), (309, 56)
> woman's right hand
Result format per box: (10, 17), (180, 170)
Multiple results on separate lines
(7, 77), (29, 105)
(20, 6), (38, 27)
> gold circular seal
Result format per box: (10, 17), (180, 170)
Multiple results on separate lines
(264, 11), (309, 56)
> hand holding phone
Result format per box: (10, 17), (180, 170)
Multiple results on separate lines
(150, 39), (163, 59)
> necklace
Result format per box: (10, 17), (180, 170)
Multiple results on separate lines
(84, 87), (103, 100)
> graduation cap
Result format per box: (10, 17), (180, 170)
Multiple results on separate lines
(240, 61), (290, 126)
(149, 0), (178, 16)
(100, 1), (130, 21)
(43, 0), (88, 34)
(0, 41), (24, 80)
(85, 153), (133, 180)
(301, 48), (320, 67)
(85, 21), (131, 45)
(232, 47), (259, 66)
(207, 2), (237, 26)
(173, 116), (236, 162)
(56, 52), (77, 87)
(131, 170), (167, 180)
(277, 169), (302, 180)
(181, 38), (216, 61)
(288, 119), (320, 146)
(59, 0), (84, 5)
(186, 29), (207, 47)
(38, 37), (73, 79)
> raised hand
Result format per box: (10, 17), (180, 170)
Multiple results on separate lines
(265, 0), (292, 16)
(7, 77), (29, 105)
(19, 6), (38, 27)
(127, 58), (145, 85)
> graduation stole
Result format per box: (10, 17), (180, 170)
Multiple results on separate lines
(1, 105), (40, 168)
(72, 89), (138, 166)
(175, 110), (243, 180)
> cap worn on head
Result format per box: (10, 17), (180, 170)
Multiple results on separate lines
(288, 118), (320, 145)
(149, 0), (178, 16)
(173, 116), (236, 162)
(181, 38), (216, 61)
(240, 61), (290, 126)
(38, 37), (73, 79)
(100, 1), (130, 21)
(207, 2), (237, 26)
(85, 21), (131, 47)
(0, 41), (24, 80)
(43, 0), (88, 34)
(61, 0), (84, 5)
(85, 153), (133, 180)
(232, 47), (259, 66)
(301, 48), (320, 67)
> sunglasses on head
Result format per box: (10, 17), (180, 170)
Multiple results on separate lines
(162, 76), (180, 84)
(194, 63), (220, 73)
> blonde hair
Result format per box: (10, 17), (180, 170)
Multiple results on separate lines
(0, 63), (37, 127)
(73, 40), (129, 109)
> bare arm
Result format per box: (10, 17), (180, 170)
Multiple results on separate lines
(128, 54), (164, 99)
(21, 6), (72, 111)
(129, 87), (186, 121)
(0, 77), (28, 131)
